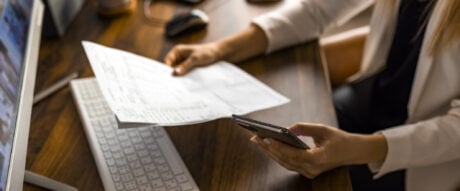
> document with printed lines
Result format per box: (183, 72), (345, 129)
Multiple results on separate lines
(82, 41), (289, 127)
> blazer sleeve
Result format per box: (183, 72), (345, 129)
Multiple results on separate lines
(252, 0), (374, 53)
(369, 99), (460, 178)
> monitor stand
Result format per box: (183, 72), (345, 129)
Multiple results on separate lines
(24, 170), (78, 191)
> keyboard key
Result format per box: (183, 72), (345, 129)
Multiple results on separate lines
(181, 182), (194, 190)
(154, 157), (165, 164)
(165, 179), (178, 189)
(141, 156), (153, 164)
(151, 179), (163, 187)
(129, 161), (141, 169)
(121, 140), (131, 148)
(109, 166), (118, 173)
(115, 182), (124, 190)
(124, 146), (135, 155)
(136, 176), (149, 185)
(127, 154), (138, 162)
(176, 174), (188, 183)
(138, 150), (149, 157)
(133, 168), (145, 177)
(147, 171), (160, 179)
(135, 143), (146, 150)
(101, 144), (110, 152)
(161, 171), (174, 180)
(110, 172), (119, 180)
(121, 173), (134, 182)
(145, 163), (156, 172)
(158, 164), (169, 173)
(124, 180), (137, 190)
(154, 188), (166, 191)
(139, 184), (152, 191)
(119, 166), (130, 174)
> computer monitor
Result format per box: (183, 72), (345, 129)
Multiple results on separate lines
(0, 0), (43, 190)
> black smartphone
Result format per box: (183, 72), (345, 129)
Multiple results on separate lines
(232, 115), (308, 149)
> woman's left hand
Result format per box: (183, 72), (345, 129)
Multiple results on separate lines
(251, 123), (387, 179)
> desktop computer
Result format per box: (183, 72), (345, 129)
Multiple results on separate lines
(1, 1), (76, 190)
(0, 0), (43, 190)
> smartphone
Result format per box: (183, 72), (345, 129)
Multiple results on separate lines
(232, 115), (308, 149)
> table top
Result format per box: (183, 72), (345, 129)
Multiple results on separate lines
(24, 0), (351, 190)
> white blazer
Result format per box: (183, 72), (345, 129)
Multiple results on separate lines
(252, 0), (460, 190)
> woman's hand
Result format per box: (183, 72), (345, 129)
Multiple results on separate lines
(164, 43), (221, 76)
(164, 24), (268, 76)
(251, 123), (388, 179)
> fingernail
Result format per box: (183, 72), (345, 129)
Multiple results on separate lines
(263, 138), (271, 145)
(250, 137), (257, 143)
(173, 68), (181, 75)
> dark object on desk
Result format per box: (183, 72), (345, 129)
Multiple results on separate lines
(165, 9), (209, 38)
(42, 0), (85, 38)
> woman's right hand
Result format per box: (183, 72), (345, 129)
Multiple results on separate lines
(164, 43), (222, 76)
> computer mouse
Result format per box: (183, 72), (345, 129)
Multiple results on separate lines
(165, 9), (209, 38)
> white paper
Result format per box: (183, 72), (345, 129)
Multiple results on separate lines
(82, 41), (290, 126)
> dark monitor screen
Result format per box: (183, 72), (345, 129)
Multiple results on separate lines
(0, 0), (33, 189)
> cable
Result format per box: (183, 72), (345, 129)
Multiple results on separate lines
(142, 0), (168, 27)
(142, 0), (229, 27)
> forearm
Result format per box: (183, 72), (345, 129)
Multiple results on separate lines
(215, 24), (268, 63)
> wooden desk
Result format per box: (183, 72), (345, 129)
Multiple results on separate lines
(25, 0), (351, 190)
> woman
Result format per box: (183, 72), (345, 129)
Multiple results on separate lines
(164, 0), (460, 190)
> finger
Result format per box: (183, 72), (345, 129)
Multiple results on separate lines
(264, 147), (317, 179)
(265, 149), (299, 172)
(266, 138), (312, 164)
(173, 57), (196, 76)
(254, 137), (316, 175)
(254, 136), (319, 165)
(288, 123), (330, 137)
(164, 47), (180, 67)
(259, 143), (298, 171)
(164, 45), (190, 67)
(252, 136), (270, 150)
(299, 167), (317, 179)
(164, 52), (177, 67)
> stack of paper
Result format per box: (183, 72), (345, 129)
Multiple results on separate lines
(82, 41), (289, 126)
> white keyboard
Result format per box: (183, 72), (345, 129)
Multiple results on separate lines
(70, 78), (199, 191)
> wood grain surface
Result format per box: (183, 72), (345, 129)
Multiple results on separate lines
(24, 0), (351, 190)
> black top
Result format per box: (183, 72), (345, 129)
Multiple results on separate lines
(370, 0), (434, 129)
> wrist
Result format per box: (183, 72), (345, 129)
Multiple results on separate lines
(214, 40), (230, 61)
(349, 133), (388, 165)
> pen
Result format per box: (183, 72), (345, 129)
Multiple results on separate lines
(33, 72), (79, 105)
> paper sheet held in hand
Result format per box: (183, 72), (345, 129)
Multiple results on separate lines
(82, 41), (289, 126)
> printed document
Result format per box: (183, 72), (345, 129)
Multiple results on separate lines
(82, 41), (289, 126)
